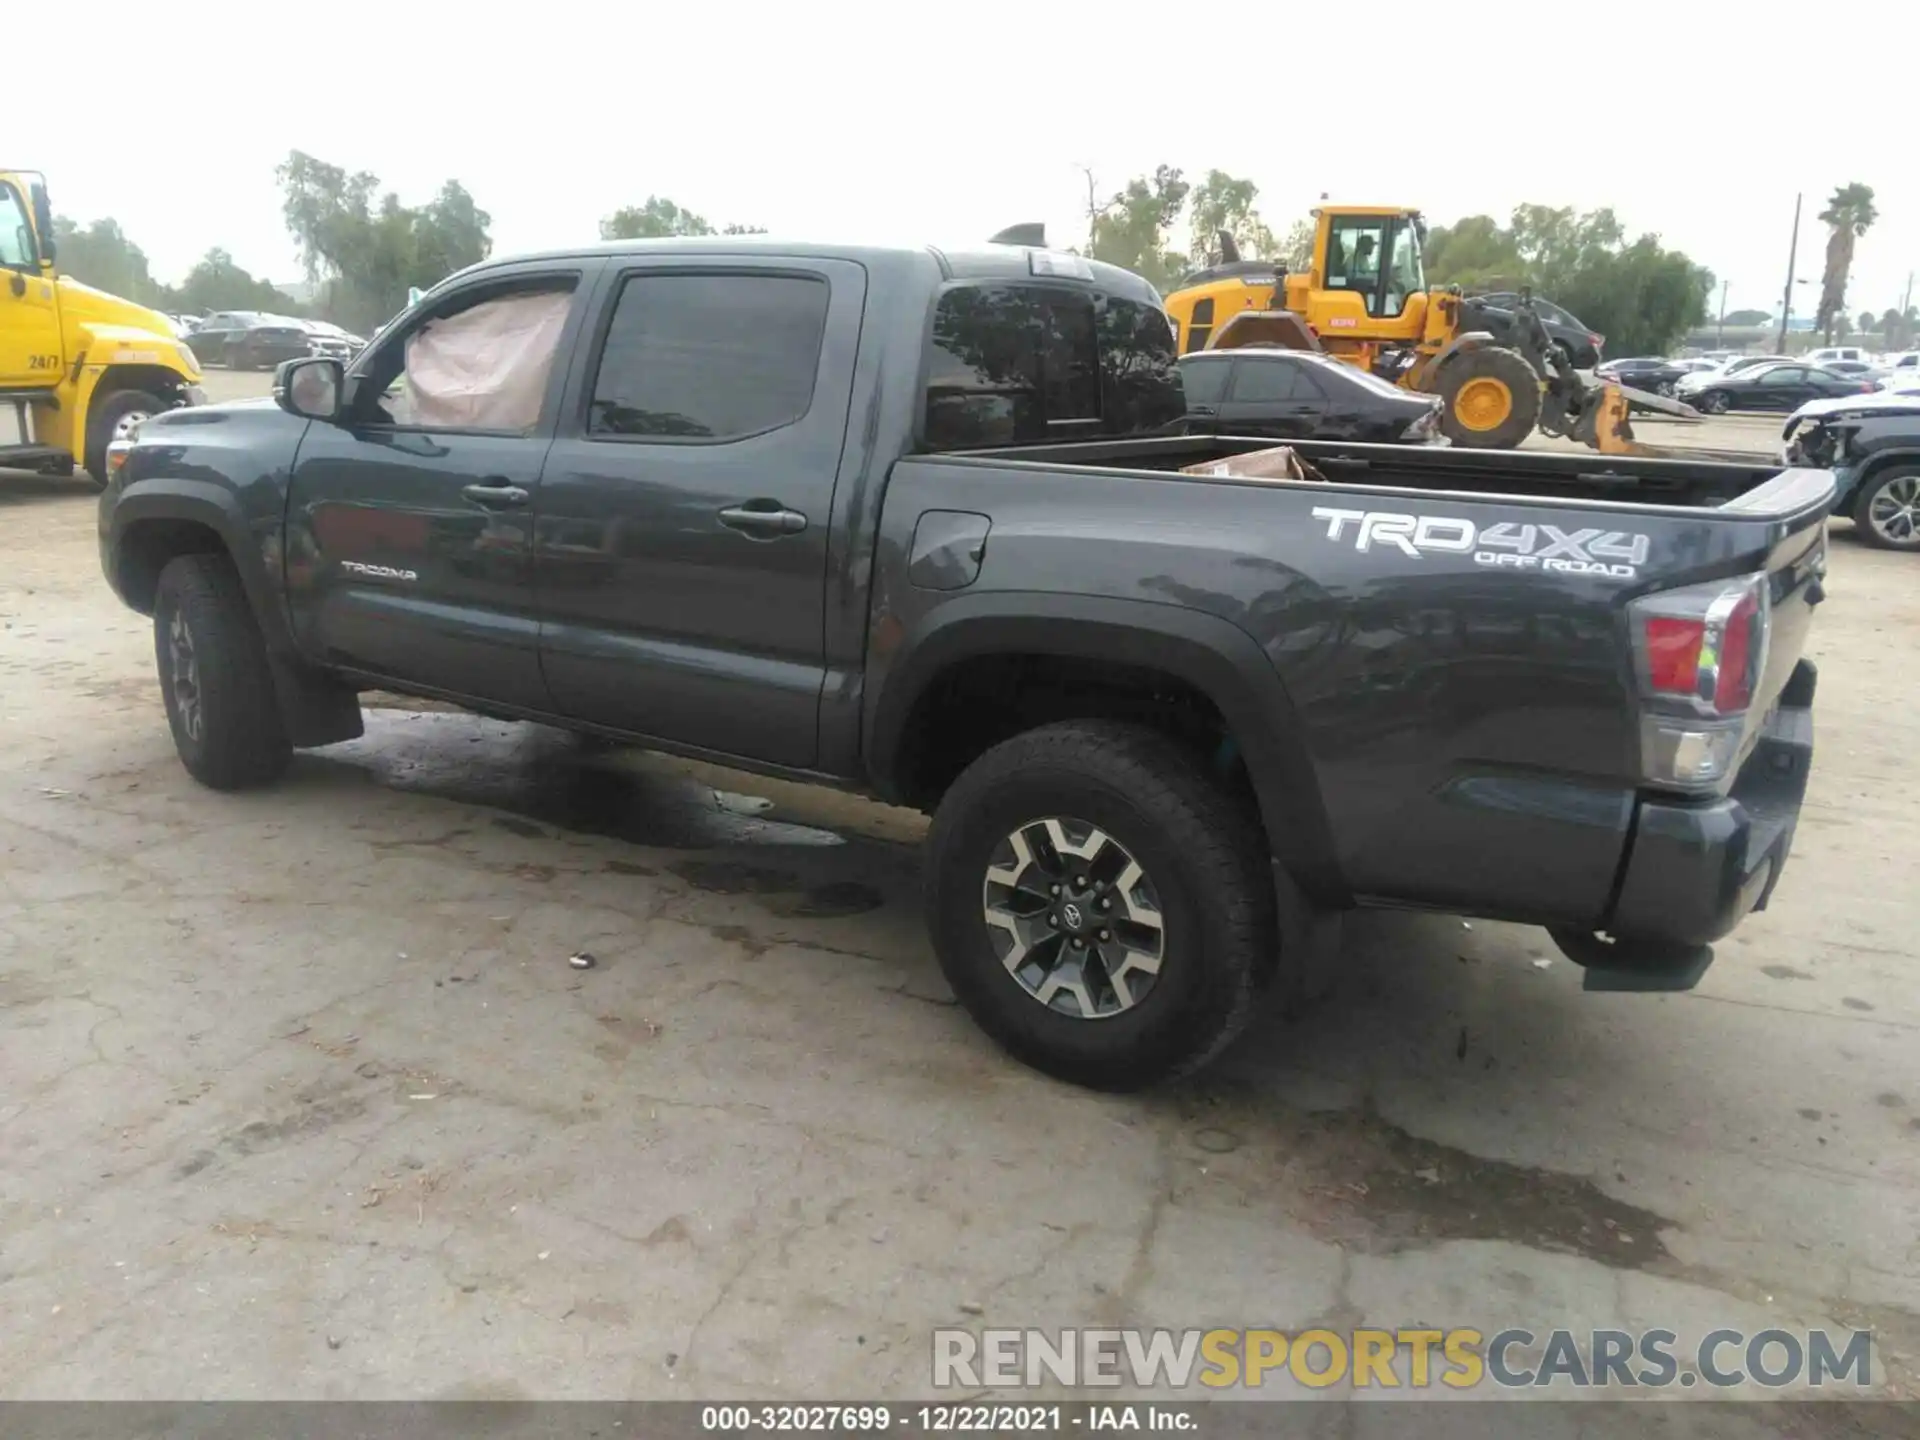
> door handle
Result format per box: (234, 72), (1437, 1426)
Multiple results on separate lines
(1189, 405), (1218, 416)
(462, 479), (530, 508)
(718, 501), (808, 537)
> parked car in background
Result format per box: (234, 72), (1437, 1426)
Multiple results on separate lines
(1689, 361), (1878, 413)
(1782, 398), (1920, 550)
(1818, 359), (1883, 382)
(1177, 349), (1445, 443)
(1805, 346), (1868, 366)
(301, 320), (365, 363)
(187, 312), (317, 371)
(1883, 352), (1920, 381)
(1676, 355), (1791, 395)
(1473, 292), (1604, 368)
(1595, 356), (1690, 395)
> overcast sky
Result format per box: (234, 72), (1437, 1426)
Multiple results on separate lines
(21, 0), (1916, 324)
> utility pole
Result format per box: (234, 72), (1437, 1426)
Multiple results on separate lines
(1776, 192), (1802, 354)
(1716, 280), (1730, 348)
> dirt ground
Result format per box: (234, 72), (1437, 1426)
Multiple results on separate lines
(1, 386), (1916, 1416)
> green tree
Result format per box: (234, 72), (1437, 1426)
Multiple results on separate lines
(1423, 215), (1524, 289)
(599, 197), (764, 239)
(276, 151), (494, 334)
(1722, 308), (1772, 327)
(174, 248), (301, 315)
(1883, 307), (1919, 351)
(1087, 165), (1190, 293)
(49, 217), (169, 306)
(1279, 218), (1314, 271)
(1428, 205), (1711, 358)
(1186, 170), (1275, 265)
(1814, 182), (1877, 344)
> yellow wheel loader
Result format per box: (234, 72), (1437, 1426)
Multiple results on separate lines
(1162, 206), (1698, 454)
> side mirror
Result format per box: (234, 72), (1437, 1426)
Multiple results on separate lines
(276, 357), (344, 421)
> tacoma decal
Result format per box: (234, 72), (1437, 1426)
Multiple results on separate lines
(340, 561), (419, 582)
(1311, 507), (1649, 579)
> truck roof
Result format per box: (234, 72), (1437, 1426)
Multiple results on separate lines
(452, 236), (1165, 306)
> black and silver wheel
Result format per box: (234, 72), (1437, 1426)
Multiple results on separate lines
(83, 388), (164, 488)
(924, 720), (1280, 1090)
(1855, 466), (1920, 552)
(1699, 390), (1730, 414)
(983, 818), (1168, 1020)
(152, 554), (292, 790)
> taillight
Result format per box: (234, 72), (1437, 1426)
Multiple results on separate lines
(1629, 574), (1770, 792)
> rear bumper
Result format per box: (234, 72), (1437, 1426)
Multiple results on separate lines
(1599, 658), (1817, 954)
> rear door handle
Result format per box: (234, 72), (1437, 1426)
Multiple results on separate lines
(718, 501), (808, 537)
(462, 479), (530, 508)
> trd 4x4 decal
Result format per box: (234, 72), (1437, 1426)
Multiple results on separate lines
(1310, 506), (1650, 579)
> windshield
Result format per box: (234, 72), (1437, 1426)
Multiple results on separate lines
(1385, 223), (1424, 312)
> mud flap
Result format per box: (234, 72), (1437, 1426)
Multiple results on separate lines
(269, 655), (365, 749)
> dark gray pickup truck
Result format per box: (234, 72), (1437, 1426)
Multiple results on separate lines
(98, 237), (1832, 1089)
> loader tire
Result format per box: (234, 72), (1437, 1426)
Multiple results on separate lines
(1436, 347), (1540, 450)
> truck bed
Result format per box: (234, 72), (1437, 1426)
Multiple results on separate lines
(958, 433), (1815, 512)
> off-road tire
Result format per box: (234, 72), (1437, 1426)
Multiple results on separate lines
(923, 720), (1279, 1091)
(1436, 346), (1541, 449)
(153, 554), (292, 790)
(1853, 465), (1920, 551)
(83, 389), (165, 489)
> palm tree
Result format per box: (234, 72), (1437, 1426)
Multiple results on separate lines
(1815, 183), (1877, 343)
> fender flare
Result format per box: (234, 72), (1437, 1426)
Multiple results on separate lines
(108, 479), (295, 655)
(1429, 329), (1500, 374)
(866, 590), (1346, 902)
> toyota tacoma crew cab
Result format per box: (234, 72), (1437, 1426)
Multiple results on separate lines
(99, 237), (1830, 1089)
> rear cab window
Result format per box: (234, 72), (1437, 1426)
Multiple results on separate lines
(922, 281), (1183, 450)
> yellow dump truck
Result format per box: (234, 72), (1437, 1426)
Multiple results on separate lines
(0, 169), (203, 486)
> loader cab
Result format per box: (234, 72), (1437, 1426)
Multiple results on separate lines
(1310, 207), (1428, 337)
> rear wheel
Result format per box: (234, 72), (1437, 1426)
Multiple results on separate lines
(1436, 347), (1540, 449)
(152, 555), (292, 790)
(1854, 466), (1920, 551)
(923, 720), (1280, 1090)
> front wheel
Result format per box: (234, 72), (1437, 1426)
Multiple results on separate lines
(1435, 347), (1541, 449)
(153, 555), (292, 790)
(83, 389), (164, 488)
(923, 720), (1280, 1090)
(1699, 390), (1731, 415)
(1854, 466), (1920, 551)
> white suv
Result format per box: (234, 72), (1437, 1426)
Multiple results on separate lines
(1805, 346), (1868, 366)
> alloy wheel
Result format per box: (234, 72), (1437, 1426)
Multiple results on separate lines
(981, 817), (1166, 1020)
(1868, 474), (1920, 547)
(167, 608), (203, 743)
